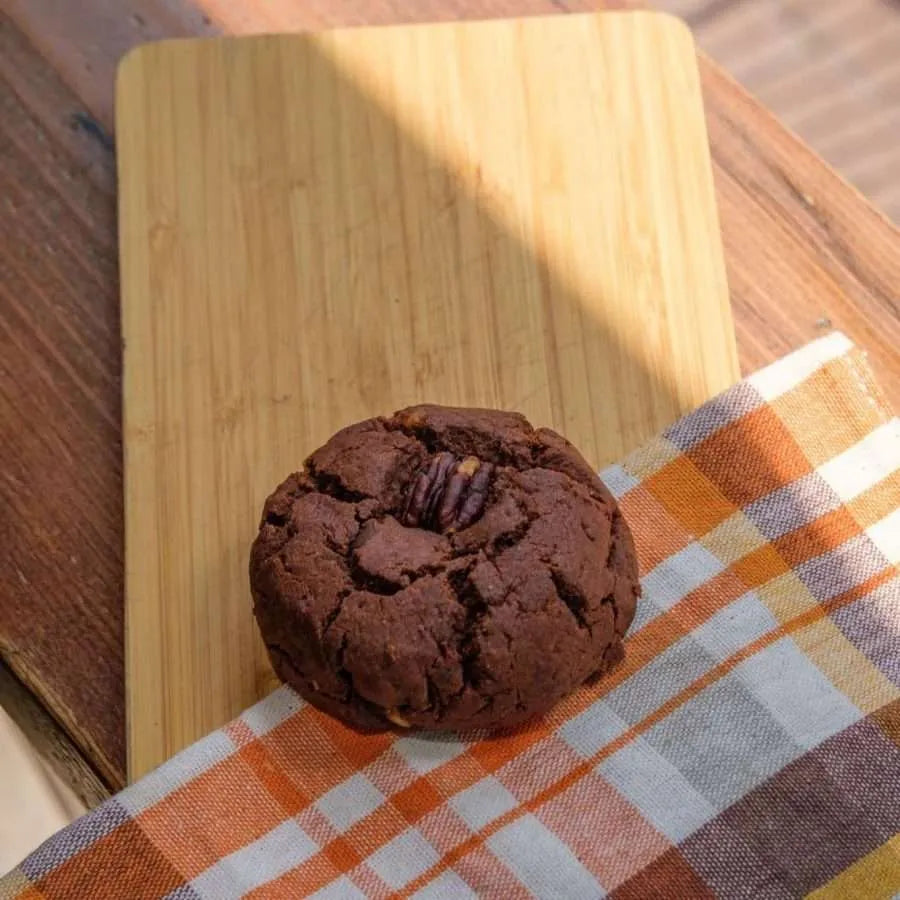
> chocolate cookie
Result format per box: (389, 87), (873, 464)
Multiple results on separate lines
(250, 405), (640, 732)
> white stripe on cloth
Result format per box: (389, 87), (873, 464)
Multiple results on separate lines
(309, 876), (368, 900)
(189, 819), (317, 899)
(239, 685), (305, 737)
(118, 731), (236, 816)
(634, 542), (726, 631)
(817, 418), (899, 503)
(450, 777), (518, 832)
(598, 735), (715, 842)
(410, 870), (479, 900)
(598, 463), (640, 499)
(486, 814), (606, 899)
(367, 828), (441, 890)
(315, 772), (385, 833)
(867, 507), (900, 564)
(733, 636), (862, 749)
(747, 332), (852, 401)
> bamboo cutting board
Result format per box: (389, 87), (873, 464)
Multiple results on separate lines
(117, 11), (738, 779)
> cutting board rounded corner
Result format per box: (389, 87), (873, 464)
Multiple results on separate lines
(630, 8), (697, 46)
(116, 39), (167, 106)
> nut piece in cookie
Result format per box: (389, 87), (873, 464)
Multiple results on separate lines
(402, 453), (494, 533)
(250, 404), (641, 733)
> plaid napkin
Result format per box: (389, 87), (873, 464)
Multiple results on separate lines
(4, 333), (899, 900)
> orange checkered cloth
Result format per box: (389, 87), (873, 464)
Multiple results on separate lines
(3, 333), (899, 900)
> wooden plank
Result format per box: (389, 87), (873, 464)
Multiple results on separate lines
(117, 13), (738, 778)
(684, 0), (900, 224)
(702, 61), (900, 389)
(1, 1), (898, 787)
(5, 0), (220, 126)
(0, 12), (125, 788)
(6, 0), (607, 127)
(0, 662), (108, 811)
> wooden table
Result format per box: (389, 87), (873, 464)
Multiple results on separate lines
(2, 0), (899, 799)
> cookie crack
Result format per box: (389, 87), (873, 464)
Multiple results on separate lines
(550, 569), (592, 634)
(346, 533), (464, 598)
(425, 671), (443, 716)
(449, 558), (533, 712)
(347, 554), (404, 596)
(384, 420), (440, 455)
(386, 420), (526, 470)
(485, 499), (538, 559)
(600, 589), (623, 635)
(444, 559), (490, 704)
(305, 461), (371, 504)
(333, 632), (352, 696)
(606, 508), (621, 570)
(321, 589), (350, 641)
(260, 474), (315, 529)
(605, 509), (630, 634)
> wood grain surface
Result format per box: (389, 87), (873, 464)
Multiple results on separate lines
(661, 0), (900, 224)
(1, 0), (898, 791)
(118, 14), (737, 778)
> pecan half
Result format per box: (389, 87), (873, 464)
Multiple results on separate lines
(403, 454), (493, 533)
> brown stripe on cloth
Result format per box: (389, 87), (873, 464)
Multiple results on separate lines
(33, 819), (184, 899)
(669, 699), (900, 898)
(610, 845), (717, 900)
